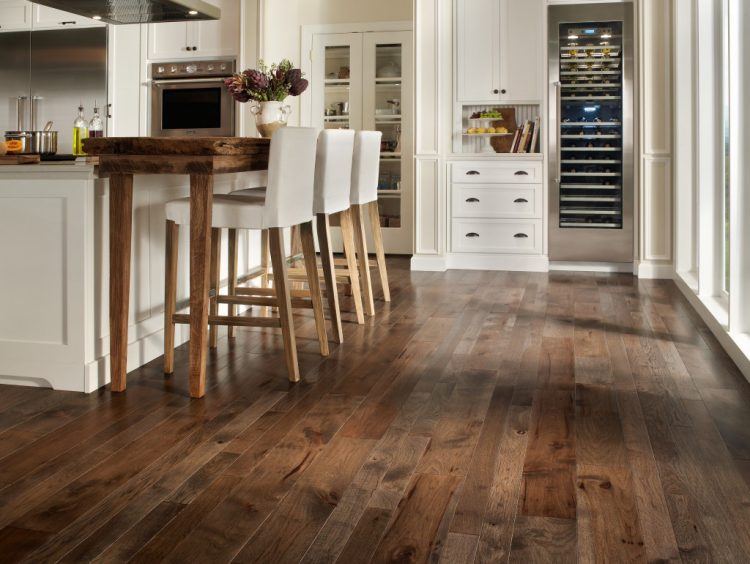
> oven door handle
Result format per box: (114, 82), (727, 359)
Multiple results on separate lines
(152, 78), (229, 85)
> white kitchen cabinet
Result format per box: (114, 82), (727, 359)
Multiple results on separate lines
(307, 28), (414, 254)
(32, 4), (104, 29)
(455, 0), (499, 102)
(455, 0), (543, 103)
(0, 1), (31, 31)
(147, 0), (239, 60)
(499, 0), (542, 102)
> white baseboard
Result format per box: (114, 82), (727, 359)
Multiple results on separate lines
(447, 253), (549, 272)
(410, 255), (448, 271)
(636, 261), (675, 279)
(411, 253), (549, 272)
(550, 261), (635, 273)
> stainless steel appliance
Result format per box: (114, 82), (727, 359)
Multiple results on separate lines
(32, 0), (219, 25)
(548, 3), (635, 263)
(150, 59), (236, 138)
(0, 27), (107, 155)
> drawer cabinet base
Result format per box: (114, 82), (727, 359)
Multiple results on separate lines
(451, 218), (543, 255)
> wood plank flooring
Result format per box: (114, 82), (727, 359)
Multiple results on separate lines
(1, 258), (750, 562)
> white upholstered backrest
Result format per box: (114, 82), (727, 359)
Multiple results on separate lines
(313, 129), (355, 215)
(350, 131), (382, 205)
(262, 127), (318, 228)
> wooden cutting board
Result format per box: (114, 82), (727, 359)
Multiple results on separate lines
(0, 155), (41, 165)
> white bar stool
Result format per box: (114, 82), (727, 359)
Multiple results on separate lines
(349, 130), (391, 316)
(228, 130), (366, 338)
(163, 127), (327, 383)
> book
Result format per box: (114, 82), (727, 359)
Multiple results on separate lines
(529, 116), (540, 154)
(518, 120), (532, 153)
(510, 128), (521, 153)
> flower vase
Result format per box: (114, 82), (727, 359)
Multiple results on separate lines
(251, 101), (291, 138)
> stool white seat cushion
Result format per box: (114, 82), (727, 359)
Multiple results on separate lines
(165, 194), (266, 229)
(231, 187), (267, 197)
(314, 130), (355, 215)
(350, 131), (382, 205)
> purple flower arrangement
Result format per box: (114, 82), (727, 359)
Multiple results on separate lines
(224, 59), (309, 103)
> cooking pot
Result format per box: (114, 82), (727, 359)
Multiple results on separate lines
(4, 131), (33, 154)
(5, 122), (58, 155)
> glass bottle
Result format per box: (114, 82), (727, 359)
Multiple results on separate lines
(73, 105), (88, 156)
(89, 105), (104, 139)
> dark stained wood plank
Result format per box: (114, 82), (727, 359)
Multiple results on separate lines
(475, 405), (531, 563)
(576, 464), (646, 563)
(233, 436), (376, 562)
(699, 387), (750, 460)
(575, 384), (628, 467)
(370, 473), (461, 564)
(520, 389), (576, 519)
(335, 506), (392, 564)
(439, 532), (478, 564)
(508, 515), (576, 563)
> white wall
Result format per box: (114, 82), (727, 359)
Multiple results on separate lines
(298, 0), (413, 25)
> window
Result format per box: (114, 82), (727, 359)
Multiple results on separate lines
(721, 0), (731, 294)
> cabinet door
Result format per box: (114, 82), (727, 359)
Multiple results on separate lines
(310, 33), (363, 131)
(0, 1), (31, 32)
(499, 0), (542, 102)
(32, 4), (104, 29)
(194, 0), (239, 56)
(456, 0), (500, 102)
(363, 31), (414, 254)
(147, 22), (191, 59)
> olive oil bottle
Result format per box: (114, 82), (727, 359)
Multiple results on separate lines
(73, 105), (88, 156)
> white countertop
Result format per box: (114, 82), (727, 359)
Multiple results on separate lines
(0, 160), (97, 175)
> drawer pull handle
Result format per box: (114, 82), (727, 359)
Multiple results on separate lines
(514, 233), (529, 239)
(466, 232), (480, 238)
(514, 170), (529, 176)
(466, 197), (480, 203)
(513, 198), (528, 203)
(466, 170), (480, 176)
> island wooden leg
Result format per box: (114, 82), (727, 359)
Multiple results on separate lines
(189, 174), (214, 399)
(109, 173), (134, 393)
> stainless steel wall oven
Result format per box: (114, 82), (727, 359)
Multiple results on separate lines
(150, 59), (235, 137)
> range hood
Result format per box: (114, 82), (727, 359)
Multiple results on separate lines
(32, 0), (220, 25)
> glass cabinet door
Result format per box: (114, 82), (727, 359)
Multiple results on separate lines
(363, 32), (413, 254)
(310, 33), (363, 131)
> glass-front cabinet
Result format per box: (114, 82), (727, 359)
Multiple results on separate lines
(309, 30), (413, 254)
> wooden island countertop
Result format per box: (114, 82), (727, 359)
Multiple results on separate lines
(82, 136), (271, 398)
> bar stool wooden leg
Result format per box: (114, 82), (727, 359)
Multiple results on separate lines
(316, 213), (343, 344)
(339, 209), (365, 324)
(269, 227), (300, 382)
(351, 204), (375, 316)
(367, 201), (391, 302)
(164, 220), (179, 374)
(209, 227), (221, 348)
(301, 220), (330, 356)
(261, 229), (270, 289)
(227, 228), (238, 339)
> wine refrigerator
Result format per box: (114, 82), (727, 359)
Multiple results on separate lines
(548, 3), (634, 263)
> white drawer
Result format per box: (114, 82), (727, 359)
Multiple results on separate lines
(452, 184), (541, 219)
(451, 162), (543, 184)
(451, 219), (542, 254)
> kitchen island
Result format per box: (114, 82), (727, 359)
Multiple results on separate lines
(0, 159), (267, 393)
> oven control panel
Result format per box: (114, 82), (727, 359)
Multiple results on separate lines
(151, 59), (236, 79)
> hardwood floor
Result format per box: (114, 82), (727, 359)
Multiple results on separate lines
(1, 258), (750, 562)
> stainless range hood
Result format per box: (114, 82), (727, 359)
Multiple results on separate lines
(32, 0), (220, 24)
